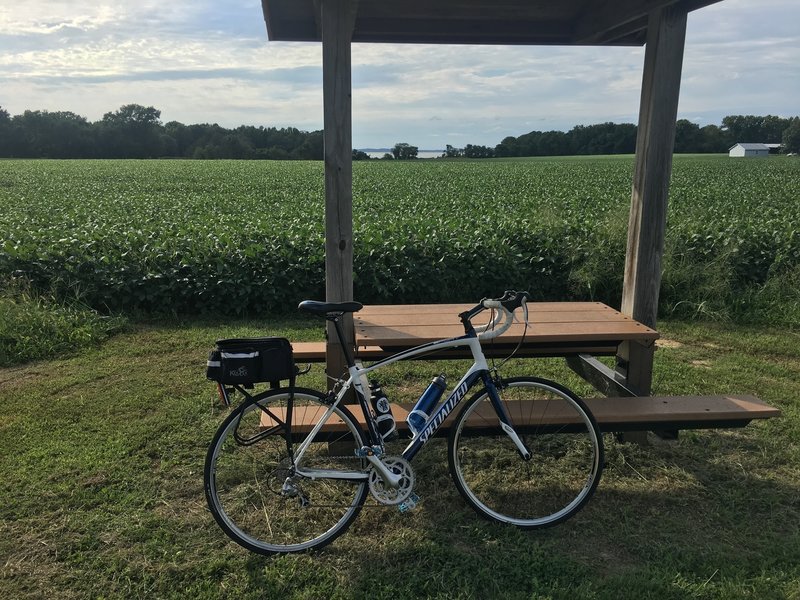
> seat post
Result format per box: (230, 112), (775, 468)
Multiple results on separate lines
(328, 313), (357, 369)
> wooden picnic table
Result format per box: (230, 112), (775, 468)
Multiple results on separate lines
(352, 301), (658, 360)
(286, 302), (778, 434)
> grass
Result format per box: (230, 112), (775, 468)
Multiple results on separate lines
(0, 317), (798, 599)
(0, 282), (126, 367)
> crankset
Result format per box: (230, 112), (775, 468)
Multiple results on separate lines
(367, 455), (416, 505)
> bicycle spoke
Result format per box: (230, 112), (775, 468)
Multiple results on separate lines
(448, 377), (603, 528)
(205, 389), (368, 554)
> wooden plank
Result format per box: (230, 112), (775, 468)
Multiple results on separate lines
(295, 341), (624, 361)
(358, 302), (610, 315)
(588, 395), (781, 430)
(260, 403), (411, 434)
(357, 321), (657, 346)
(293, 341), (622, 363)
(260, 395), (780, 435)
(574, 0), (667, 44)
(566, 354), (637, 398)
(293, 341), (328, 362)
(356, 310), (640, 327)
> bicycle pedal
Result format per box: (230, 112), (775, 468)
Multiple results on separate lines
(398, 493), (420, 513)
(354, 445), (383, 458)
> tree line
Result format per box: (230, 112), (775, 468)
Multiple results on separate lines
(446, 115), (799, 159)
(0, 104), (323, 160)
(1, 104), (797, 160)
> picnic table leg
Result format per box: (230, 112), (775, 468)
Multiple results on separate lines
(616, 340), (665, 443)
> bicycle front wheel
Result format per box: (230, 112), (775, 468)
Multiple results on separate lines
(448, 377), (603, 529)
(204, 387), (368, 554)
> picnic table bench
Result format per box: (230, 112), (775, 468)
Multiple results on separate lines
(289, 302), (779, 433)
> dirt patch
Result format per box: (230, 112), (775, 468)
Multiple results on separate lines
(656, 339), (684, 349)
(691, 360), (712, 369)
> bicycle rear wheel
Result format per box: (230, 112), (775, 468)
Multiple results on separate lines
(448, 377), (603, 529)
(204, 387), (368, 554)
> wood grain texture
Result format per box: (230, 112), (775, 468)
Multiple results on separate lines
(621, 6), (687, 329)
(260, 395), (780, 433)
(355, 302), (657, 346)
(293, 302), (656, 362)
(321, 0), (358, 379)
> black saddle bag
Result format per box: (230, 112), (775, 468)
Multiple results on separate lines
(206, 337), (296, 386)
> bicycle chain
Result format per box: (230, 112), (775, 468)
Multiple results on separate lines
(281, 453), (416, 509)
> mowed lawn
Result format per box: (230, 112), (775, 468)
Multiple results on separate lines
(1, 317), (798, 599)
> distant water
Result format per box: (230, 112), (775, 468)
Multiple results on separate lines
(364, 150), (444, 159)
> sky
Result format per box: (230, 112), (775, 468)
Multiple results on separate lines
(1, 0), (798, 149)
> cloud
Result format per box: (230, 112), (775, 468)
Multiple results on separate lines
(1, 0), (798, 147)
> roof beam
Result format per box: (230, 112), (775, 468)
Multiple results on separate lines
(573, 0), (677, 44)
(352, 18), (574, 45)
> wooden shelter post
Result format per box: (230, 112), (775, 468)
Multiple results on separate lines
(617, 6), (688, 396)
(321, 0), (358, 381)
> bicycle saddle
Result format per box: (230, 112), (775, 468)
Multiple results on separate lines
(298, 300), (363, 316)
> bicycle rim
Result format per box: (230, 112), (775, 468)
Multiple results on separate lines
(448, 377), (603, 528)
(204, 388), (368, 554)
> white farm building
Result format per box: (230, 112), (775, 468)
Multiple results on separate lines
(729, 143), (770, 157)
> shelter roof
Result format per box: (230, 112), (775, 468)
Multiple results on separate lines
(261, 0), (722, 46)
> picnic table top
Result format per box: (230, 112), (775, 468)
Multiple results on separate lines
(354, 302), (658, 353)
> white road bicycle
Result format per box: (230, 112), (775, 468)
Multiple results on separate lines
(204, 291), (603, 555)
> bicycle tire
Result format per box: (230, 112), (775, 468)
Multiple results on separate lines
(447, 376), (603, 529)
(204, 387), (369, 554)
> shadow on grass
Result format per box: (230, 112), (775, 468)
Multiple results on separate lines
(232, 435), (799, 599)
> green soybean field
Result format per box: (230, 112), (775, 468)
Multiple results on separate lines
(1, 155), (798, 323)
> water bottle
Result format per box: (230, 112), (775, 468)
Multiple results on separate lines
(407, 374), (447, 437)
(370, 380), (398, 442)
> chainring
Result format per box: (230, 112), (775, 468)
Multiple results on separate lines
(368, 455), (415, 505)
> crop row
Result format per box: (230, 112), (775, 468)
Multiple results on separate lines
(1, 157), (798, 322)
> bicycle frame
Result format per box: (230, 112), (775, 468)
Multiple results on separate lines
(290, 326), (531, 483)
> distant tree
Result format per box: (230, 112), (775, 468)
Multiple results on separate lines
(164, 121), (194, 156)
(99, 104), (165, 158)
(761, 115), (790, 142)
(213, 134), (255, 159)
(381, 153), (394, 160)
(463, 144), (495, 158)
(697, 124), (730, 153)
(783, 119), (800, 154)
(538, 130), (571, 156)
(391, 142), (418, 160)
(722, 114), (790, 143)
(674, 119), (701, 153)
(9, 110), (94, 158)
(494, 136), (519, 157)
(352, 149), (370, 160)
(444, 144), (463, 158)
(0, 106), (10, 156)
(291, 130), (323, 160)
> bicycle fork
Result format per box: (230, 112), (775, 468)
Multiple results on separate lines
(483, 374), (532, 461)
